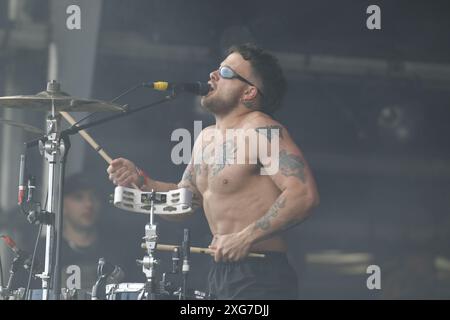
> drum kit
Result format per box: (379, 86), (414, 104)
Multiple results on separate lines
(0, 80), (225, 300)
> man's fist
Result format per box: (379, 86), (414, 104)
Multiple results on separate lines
(107, 158), (139, 187)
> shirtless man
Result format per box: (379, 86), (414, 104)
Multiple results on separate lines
(107, 43), (319, 299)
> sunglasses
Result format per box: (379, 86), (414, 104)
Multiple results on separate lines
(219, 66), (264, 96)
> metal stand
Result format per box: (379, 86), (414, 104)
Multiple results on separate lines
(53, 133), (70, 299)
(113, 186), (194, 300)
(0, 255), (22, 299)
(33, 81), (68, 300)
(18, 80), (177, 300)
(137, 190), (159, 300)
(181, 228), (190, 300)
(91, 258), (110, 300)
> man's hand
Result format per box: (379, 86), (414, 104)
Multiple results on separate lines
(209, 232), (253, 262)
(107, 158), (140, 187)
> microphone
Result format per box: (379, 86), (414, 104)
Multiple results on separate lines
(172, 247), (180, 274)
(18, 154), (26, 205)
(181, 229), (190, 300)
(144, 81), (211, 96)
(26, 176), (36, 203)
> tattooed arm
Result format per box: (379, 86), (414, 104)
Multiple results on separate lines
(176, 127), (209, 211)
(146, 135), (204, 222)
(241, 119), (320, 244)
(178, 162), (203, 211)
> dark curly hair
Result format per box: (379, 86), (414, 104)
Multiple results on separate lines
(227, 43), (287, 115)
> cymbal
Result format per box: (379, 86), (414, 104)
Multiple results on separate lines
(0, 118), (44, 134)
(0, 81), (123, 112)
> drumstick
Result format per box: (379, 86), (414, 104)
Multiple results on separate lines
(141, 243), (266, 259)
(60, 111), (112, 163)
(59, 111), (140, 189)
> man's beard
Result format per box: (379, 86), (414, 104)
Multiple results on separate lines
(201, 91), (239, 115)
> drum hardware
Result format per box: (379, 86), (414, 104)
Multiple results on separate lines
(105, 283), (149, 300)
(0, 88), (124, 112)
(171, 287), (213, 300)
(0, 235), (37, 300)
(1, 79), (179, 299)
(139, 243), (266, 259)
(113, 187), (197, 300)
(60, 288), (91, 300)
(136, 189), (162, 300)
(164, 228), (193, 300)
(91, 258), (124, 300)
(0, 287), (25, 300)
(6, 79), (120, 300)
(158, 273), (173, 297)
(113, 186), (193, 216)
(13, 288), (90, 300)
(19, 169), (53, 226)
(2, 80), (215, 300)
(171, 246), (180, 274)
(92, 258), (113, 300)
(181, 228), (191, 300)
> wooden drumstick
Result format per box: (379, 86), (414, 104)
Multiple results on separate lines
(60, 111), (112, 163)
(141, 243), (266, 258)
(59, 111), (140, 189)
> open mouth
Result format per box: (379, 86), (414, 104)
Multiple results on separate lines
(206, 83), (215, 96)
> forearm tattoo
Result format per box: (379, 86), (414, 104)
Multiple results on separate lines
(181, 165), (195, 185)
(279, 150), (306, 183)
(254, 197), (286, 231)
(180, 165), (202, 209)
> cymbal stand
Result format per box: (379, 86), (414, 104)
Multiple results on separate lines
(137, 190), (159, 300)
(33, 80), (69, 300)
(21, 80), (178, 299)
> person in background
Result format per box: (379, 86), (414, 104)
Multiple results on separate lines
(58, 173), (119, 291)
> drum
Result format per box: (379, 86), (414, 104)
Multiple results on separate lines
(105, 282), (176, 300)
(105, 283), (145, 300)
(19, 288), (90, 300)
(171, 288), (213, 300)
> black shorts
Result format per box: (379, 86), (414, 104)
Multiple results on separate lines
(207, 252), (298, 300)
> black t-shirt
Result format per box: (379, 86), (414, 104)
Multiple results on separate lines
(11, 233), (125, 293)
(58, 237), (120, 290)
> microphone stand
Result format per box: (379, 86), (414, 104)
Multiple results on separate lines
(181, 228), (190, 300)
(62, 94), (177, 137)
(36, 82), (65, 300)
(24, 89), (178, 149)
